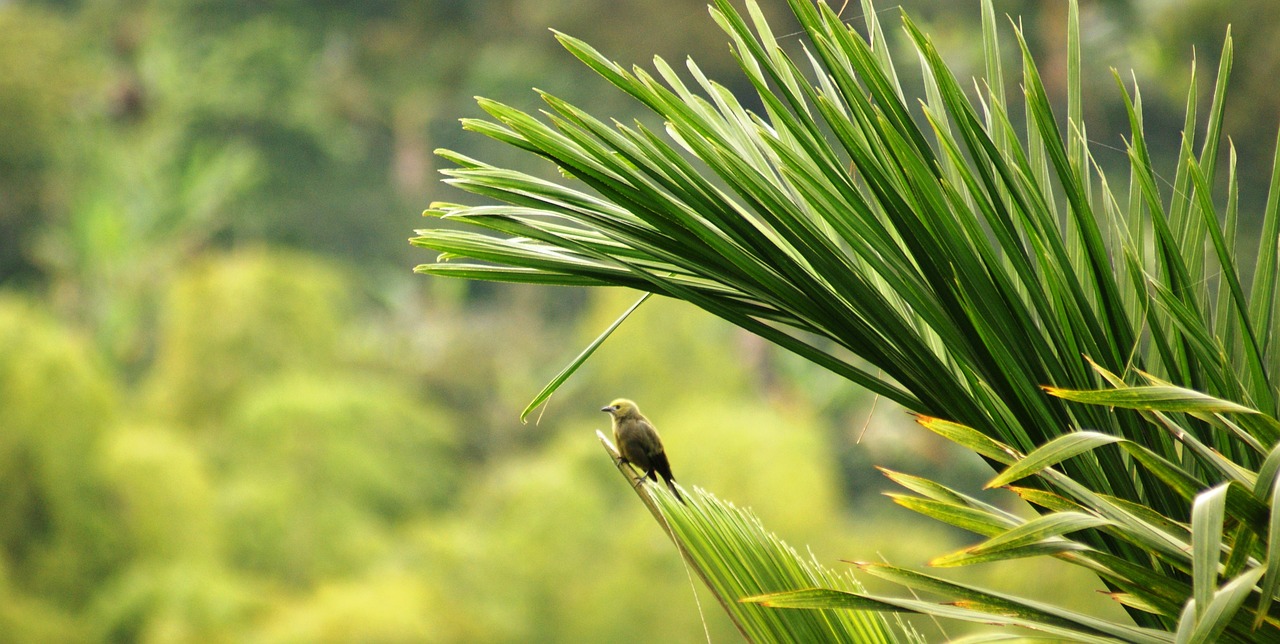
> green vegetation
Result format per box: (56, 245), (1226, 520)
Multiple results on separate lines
(416, 0), (1280, 639)
(3, 0), (1277, 640)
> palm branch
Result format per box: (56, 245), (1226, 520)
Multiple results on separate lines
(413, 0), (1280, 638)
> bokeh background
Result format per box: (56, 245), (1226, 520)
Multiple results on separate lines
(2, 0), (1277, 641)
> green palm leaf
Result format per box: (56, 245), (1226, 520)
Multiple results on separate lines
(596, 431), (913, 643)
(417, 0), (1280, 638)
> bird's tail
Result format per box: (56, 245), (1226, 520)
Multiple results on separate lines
(666, 478), (686, 504)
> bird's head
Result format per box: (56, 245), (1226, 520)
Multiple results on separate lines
(600, 398), (640, 418)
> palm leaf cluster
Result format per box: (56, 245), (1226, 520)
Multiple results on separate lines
(755, 377), (1280, 641)
(413, 0), (1280, 638)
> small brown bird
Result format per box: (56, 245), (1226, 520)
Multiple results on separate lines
(601, 398), (684, 503)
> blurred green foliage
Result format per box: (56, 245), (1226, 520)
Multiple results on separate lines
(146, 251), (347, 424)
(0, 0), (1265, 640)
(0, 7), (89, 283)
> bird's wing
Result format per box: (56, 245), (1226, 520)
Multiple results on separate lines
(641, 420), (665, 456)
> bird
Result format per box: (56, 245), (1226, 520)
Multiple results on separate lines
(601, 398), (684, 503)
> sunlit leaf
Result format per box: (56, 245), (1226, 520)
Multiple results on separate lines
(987, 432), (1123, 488)
(1044, 385), (1258, 416)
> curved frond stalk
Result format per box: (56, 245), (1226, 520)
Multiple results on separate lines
(596, 431), (914, 643)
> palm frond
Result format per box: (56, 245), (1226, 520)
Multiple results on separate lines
(416, 0), (1280, 637)
(596, 431), (915, 643)
(848, 385), (1280, 641)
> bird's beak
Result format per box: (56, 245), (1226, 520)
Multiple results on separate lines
(600, 405), (615, 413)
